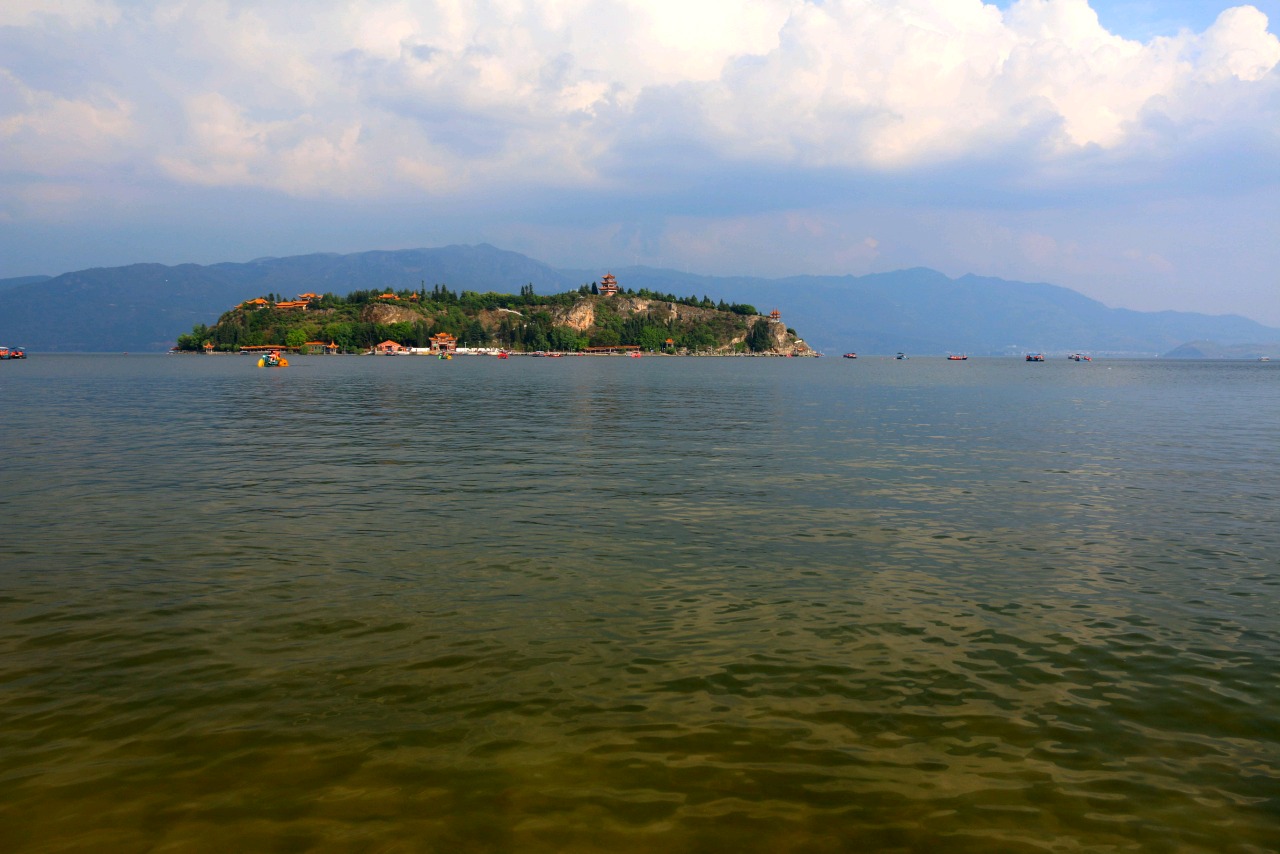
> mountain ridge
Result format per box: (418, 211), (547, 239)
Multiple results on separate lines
(2, 245), (1276, 356)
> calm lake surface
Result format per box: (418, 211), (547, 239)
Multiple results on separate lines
(1, 354), (1277, 852)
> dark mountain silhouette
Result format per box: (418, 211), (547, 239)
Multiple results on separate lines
(0, 245), (574, 352)
(577, 266), (1280, 357)
(0, 275), (51, 291)
(3, 245), (1277, 355)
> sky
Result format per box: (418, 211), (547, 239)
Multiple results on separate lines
(3, 0), (1280, 325)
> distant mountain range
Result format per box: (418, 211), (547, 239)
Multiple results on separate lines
(2, 244), (1277, 356)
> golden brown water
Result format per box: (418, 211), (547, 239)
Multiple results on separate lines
(2, 355), (1277, 852)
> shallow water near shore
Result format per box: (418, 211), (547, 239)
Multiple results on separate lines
(2, 353), (1278, 852)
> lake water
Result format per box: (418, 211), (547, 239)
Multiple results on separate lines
(2, 354), (1277, 852)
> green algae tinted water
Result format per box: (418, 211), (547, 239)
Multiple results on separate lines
(1, 354), (1277, 852)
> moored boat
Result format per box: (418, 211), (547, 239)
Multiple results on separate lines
(842, 353), (857, 359)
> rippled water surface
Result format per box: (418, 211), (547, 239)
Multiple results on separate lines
(2, 354), (1278, 852)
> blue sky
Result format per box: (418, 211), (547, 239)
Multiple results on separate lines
(3, 1), (1279, 325)
(1084, 0), (1280, 39)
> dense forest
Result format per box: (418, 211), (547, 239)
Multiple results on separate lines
(174, 283), (806, 354)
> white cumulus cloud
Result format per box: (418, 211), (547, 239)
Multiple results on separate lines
(3, 0), (1277, 198)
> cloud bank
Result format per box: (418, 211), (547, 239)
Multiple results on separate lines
(2, 1), (1279, 322)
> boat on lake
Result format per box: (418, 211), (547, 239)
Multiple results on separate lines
(1026, 353), (1045, 362)
(842, 353), (857, 359)
(895, 352), (907, 360)
(947, 354), (968, 361)
(257, 350), (289, 368)
(1068, 353), (1092, 362)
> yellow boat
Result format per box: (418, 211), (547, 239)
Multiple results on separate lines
(257, 350), (289, 367)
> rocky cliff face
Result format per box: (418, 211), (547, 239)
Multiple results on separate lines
(547, 295), (812, 354)
(554, 300), (596, 333)
(361, 303), (423, 325)
(768, 320), (795, 351)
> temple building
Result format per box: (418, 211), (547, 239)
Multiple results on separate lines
(599, 273), (620, 297)
(430, 332), (458, 353)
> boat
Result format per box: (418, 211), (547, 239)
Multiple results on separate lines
(1025, 353), (1045, 362)
(438, 352), (452, 360)
(842, 353), (857, 359)
(495, 351), (509, 359)
(895, 352), (908, 360)
(0, 347), (9, 360)
(1068, 353), (1092, 362)
(257, 349), (289, 367)
(947, 354), (968, 361)
(629, 351), (642, 358)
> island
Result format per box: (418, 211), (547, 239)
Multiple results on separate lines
(174, 274), (814, 356)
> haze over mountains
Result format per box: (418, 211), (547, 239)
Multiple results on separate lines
(2, 244), (1276, 357)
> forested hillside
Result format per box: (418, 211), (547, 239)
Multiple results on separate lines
(175, 283), (808, 355)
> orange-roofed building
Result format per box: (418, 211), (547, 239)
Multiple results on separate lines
(429, 332), (458, 353)
(242, 297), (270, 308)
(302, 341), (339, 355)
(769, 309), (781, 322)
(599, 273), (620, 297)
(275, 300), (308, 310)
(378, 293), (400, 301)
(375, 340), (404, 354)
(297, 292), (321, 301)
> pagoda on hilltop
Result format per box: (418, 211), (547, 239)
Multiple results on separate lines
(770, 309), (782, 322)
(599, 273), (620, 297)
